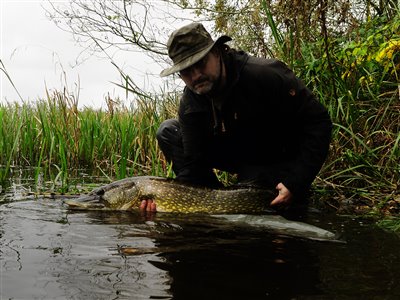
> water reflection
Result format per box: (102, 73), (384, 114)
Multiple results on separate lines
(151, 224), (323, 299)
(1, 199), (172, 299)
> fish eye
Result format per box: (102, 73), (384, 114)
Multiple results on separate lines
(96, 188), (105, 196)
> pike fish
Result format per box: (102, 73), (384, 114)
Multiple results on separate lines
(65, 176), (275, 214)
(64, 176), (340, 242)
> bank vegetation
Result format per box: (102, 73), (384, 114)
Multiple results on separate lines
(1, 0), (399, 228)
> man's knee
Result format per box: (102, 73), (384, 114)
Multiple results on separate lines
(156, 119), (184, 172)
(156, 119), (180, 143)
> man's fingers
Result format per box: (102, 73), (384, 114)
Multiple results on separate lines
(270, 195), (284, 207)
(140, 199), (157, 212)
(271, 182), (293, 207)
(146, 199), (152, 211)
(140, 200), (147, 210)
(146, 200), (156, 212)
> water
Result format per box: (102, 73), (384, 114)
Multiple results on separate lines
(1, 176), (400, 299)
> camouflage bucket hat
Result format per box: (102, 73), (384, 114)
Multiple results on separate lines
(160, 22), (231, 77)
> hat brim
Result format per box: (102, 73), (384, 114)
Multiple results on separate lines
(160, 35), (231, 77)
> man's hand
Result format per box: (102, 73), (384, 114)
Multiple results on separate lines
(139, 199), (157, 212)
(270, 183), (293, 207)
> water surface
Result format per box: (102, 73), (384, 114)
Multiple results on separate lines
(1, 180), (400, 299)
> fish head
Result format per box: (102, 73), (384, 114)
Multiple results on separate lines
(64, 194), (110, 210)
(65, 179), (142, 210)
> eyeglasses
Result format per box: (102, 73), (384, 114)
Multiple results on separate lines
(179, 53), (210, 77)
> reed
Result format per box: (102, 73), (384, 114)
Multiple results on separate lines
(0, 90), (178, 188)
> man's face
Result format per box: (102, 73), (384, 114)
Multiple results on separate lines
(179, 50), (221, 95)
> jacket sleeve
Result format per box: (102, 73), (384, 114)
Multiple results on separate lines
(278, 66), (332, 196)
(175, 92), (222, 188)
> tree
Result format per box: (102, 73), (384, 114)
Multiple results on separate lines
(47, 0), (398, 89)
(47, 1), (169, 61)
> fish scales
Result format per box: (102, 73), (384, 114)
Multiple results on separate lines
(65, 176), (275, 214)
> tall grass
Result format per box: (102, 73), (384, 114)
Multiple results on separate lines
(0, 89), (179, 190)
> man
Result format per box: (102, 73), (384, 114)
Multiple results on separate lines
(141, 22), (332, 213)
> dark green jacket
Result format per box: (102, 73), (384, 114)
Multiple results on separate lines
(177, 50), (332, 197)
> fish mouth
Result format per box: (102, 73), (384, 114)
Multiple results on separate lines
(64, 196), (107, 210)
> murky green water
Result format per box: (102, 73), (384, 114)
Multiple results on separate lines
(1, 170), (400, 299)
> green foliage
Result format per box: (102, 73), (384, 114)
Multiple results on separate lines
(3, 0), (399, 214)
(0, 92), (179, 190)
(298, 15), (399, 214)
(377, 217), (400, 233)
(0, 106), (24, 182)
